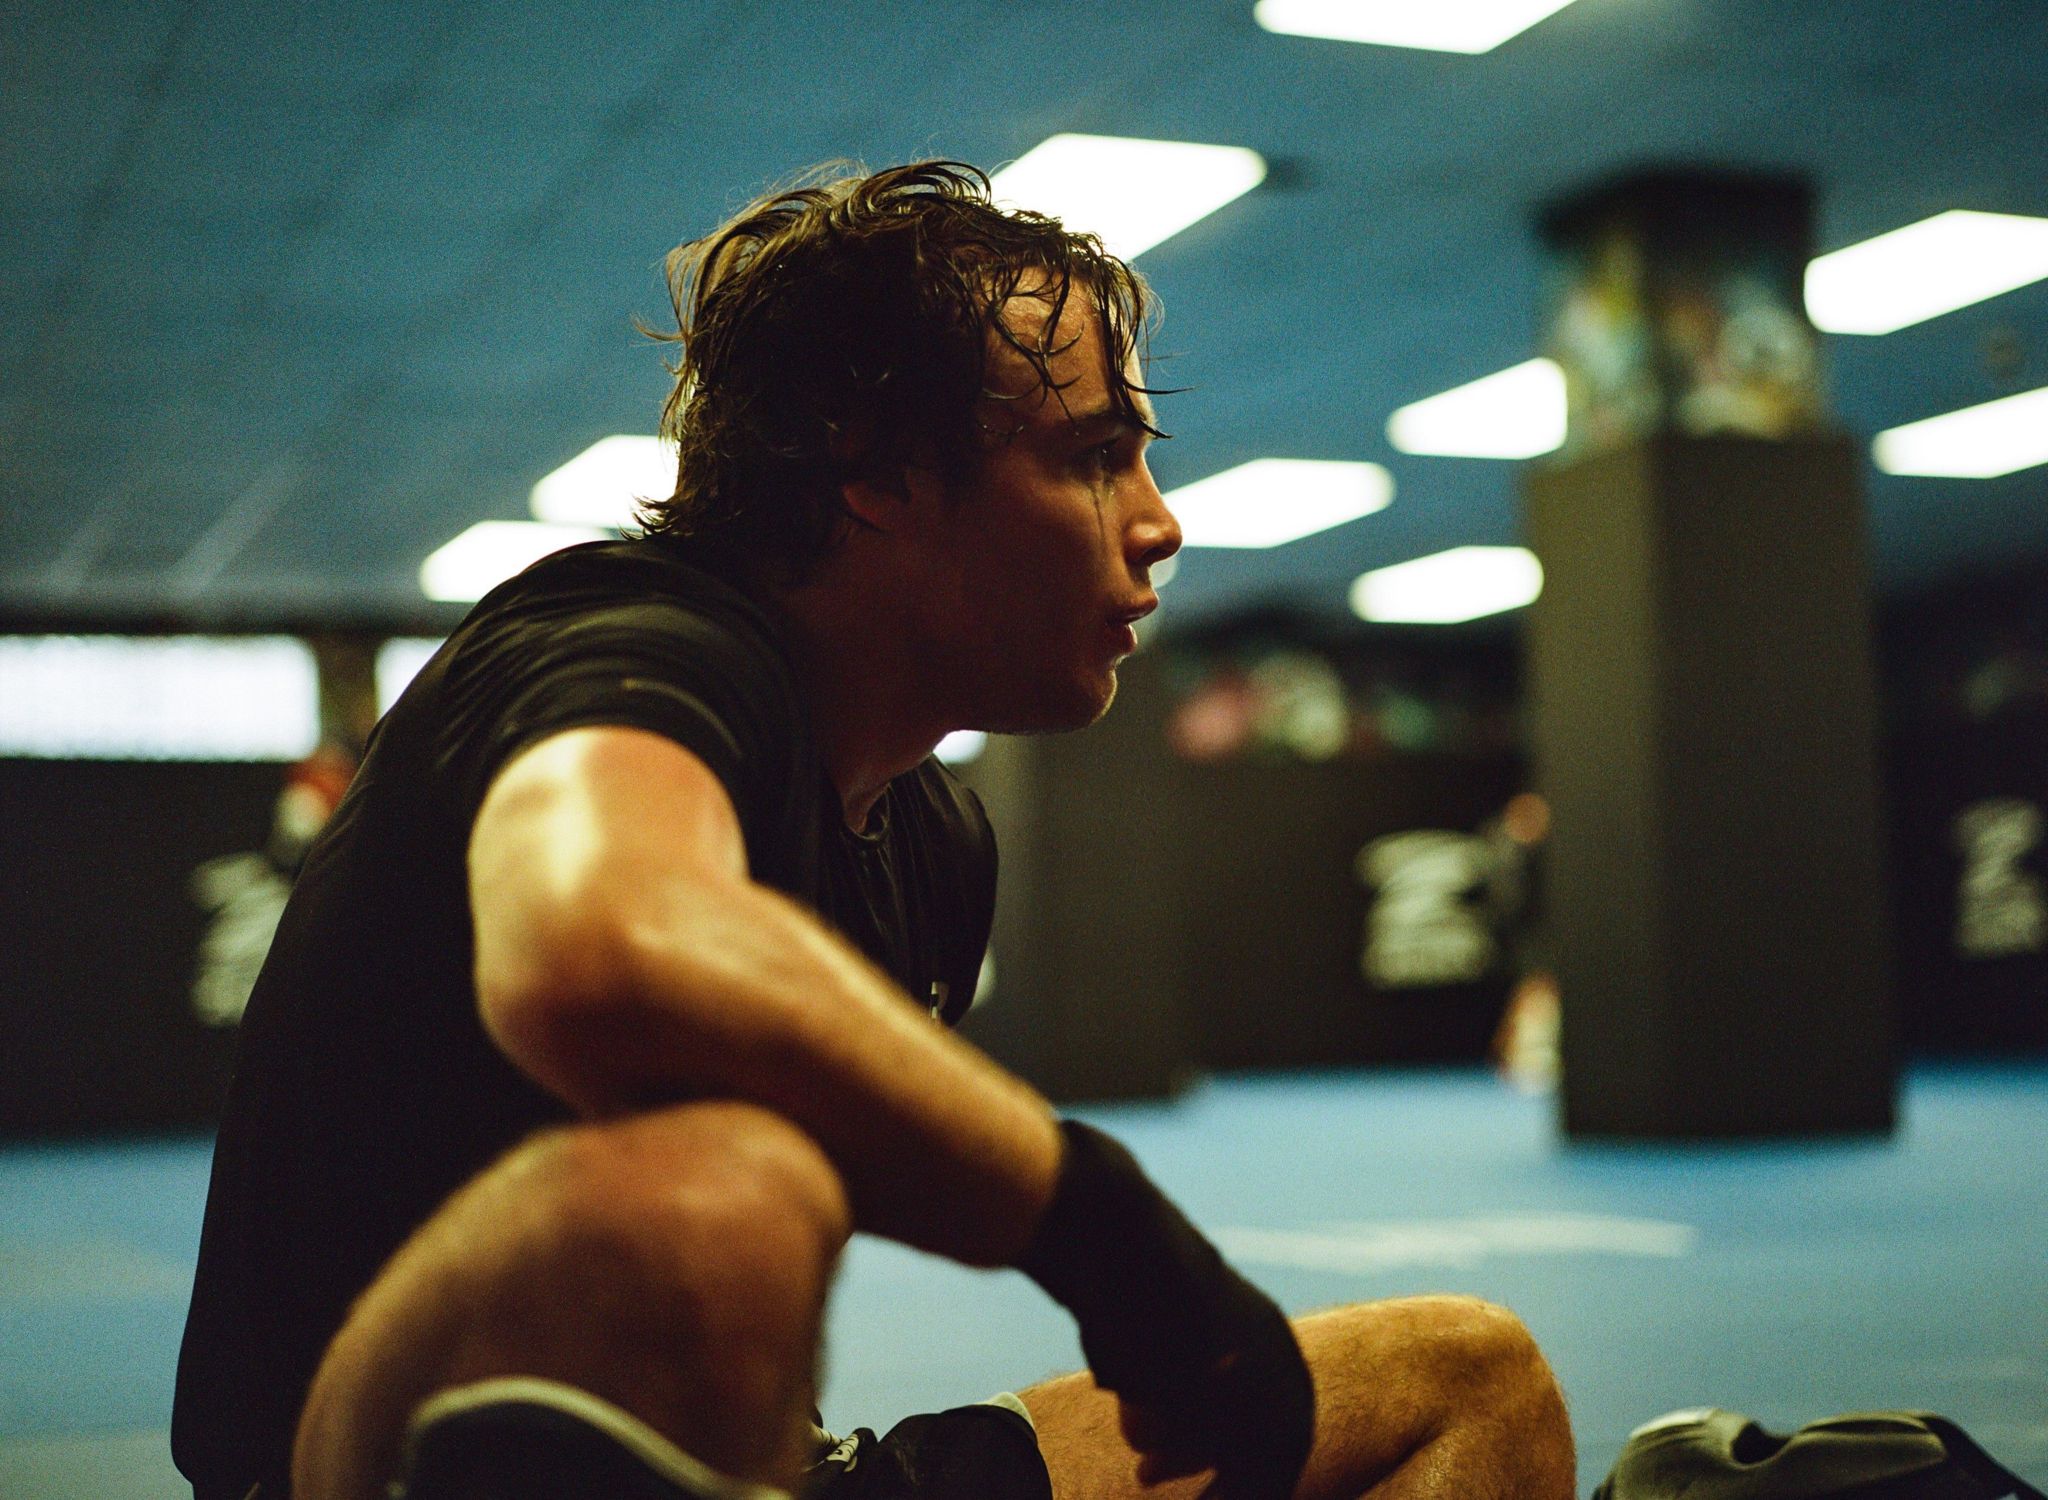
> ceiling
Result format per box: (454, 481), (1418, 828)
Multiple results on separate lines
(5, 0), (2047, 633)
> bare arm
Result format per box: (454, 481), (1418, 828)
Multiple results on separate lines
(468, 723), (1060, 1268)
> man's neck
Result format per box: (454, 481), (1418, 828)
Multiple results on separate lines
(766, 581), (949, 833)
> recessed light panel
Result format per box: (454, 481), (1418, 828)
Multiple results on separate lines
(1872, 385), (2048, 479)
(1350, 546), (1544, 624)
(1254, 0), (1582, 54)
(420, 521), (612, 603)
(1387, 359), (1567, 459)
(531, 434), (674, 528)
(0, 635), (318, 760)
(989, 134), (1266, 261)
(1806, 211), (2048, 336)
(1167, 459), (1393, 548)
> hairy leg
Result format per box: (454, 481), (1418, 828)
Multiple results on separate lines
(1021, 1296), (1574, 1500)
(293, 1100), (852, 1500)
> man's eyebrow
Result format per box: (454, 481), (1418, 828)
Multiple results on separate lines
(1066, 399), (1157, 436)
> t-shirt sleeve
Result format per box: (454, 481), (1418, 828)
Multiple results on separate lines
(434, 596), (799, 837)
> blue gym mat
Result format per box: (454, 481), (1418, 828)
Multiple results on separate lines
(3, 1064), (2044, 1498)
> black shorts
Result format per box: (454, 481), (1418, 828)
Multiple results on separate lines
(803, 1397), (1052, 1500)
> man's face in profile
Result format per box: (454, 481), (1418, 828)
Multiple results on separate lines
(907, 290), (1182, 735)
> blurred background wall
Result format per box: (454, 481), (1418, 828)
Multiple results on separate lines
(7, 560), (2043, 1131)
(3, 0), (2046, 1132)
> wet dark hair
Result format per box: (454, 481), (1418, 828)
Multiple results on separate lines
(639, 159), (1167, 582)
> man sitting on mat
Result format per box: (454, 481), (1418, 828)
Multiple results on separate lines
(172, 160), (1575, 1500)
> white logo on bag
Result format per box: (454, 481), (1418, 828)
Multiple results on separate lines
(1356, 830), (1496, 987)
(1953, 798), (2046, 960)
(189, 852), (292, 1026)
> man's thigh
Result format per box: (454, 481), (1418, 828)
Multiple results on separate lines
(1018, 1297), (1573, 1500)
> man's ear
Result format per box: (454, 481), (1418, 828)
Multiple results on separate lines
(841, 462), (945, 536)
(832, 420), (919, 536)
(840, 471), (911, 534)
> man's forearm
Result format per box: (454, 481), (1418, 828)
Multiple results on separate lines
(477, 870), (1061, 1269)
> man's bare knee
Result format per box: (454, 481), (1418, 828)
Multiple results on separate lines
(1398, 1295), (1573, 1498)
(1256, 1298), (1571, 1500)
(1404, 1295), (1553, 1395)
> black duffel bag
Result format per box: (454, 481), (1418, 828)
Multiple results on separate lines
(1597, 1409), (2044, 1500)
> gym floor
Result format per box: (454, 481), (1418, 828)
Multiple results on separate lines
(3, 1063), (2043, 1499)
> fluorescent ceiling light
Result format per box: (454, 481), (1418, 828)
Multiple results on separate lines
(1167, 458), (1393, 548)
(1806, 211), (2048, 336)
(1254, 0), (1582, 54)
(531, 434), (674, 528)
(989, 133), (1266, 261)
(421, 521), (611, 603)
(0, 634), (318, 761)
(1387, 358), (1566, 459)
(1350, 546), (1543, 624)
(1872, 385), (2048, 479)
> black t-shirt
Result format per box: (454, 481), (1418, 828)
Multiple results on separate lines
(171, 540), (997, 1500)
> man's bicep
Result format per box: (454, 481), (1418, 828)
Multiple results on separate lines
(468, 726), (751, 1078)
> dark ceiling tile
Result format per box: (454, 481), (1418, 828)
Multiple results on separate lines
(1, 0), (191, 95)
(171, 0), (449, 111)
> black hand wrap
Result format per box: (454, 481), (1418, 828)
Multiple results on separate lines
(1018, 1120), (1315, 1499)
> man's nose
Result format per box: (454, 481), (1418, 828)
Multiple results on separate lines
(1130, 468), (1182, 569)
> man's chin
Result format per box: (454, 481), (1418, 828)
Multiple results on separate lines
(1087, 669), (1120, 725)
(977, 670), (1118, 736)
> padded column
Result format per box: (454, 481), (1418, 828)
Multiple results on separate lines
(1526, 436), (1895, 1136)
(1526, 169), (1896, 1136)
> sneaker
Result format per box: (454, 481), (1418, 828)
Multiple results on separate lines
(395, 1376), (792, 1500)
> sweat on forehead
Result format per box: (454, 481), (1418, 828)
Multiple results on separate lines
(981, 286), (1157, 433)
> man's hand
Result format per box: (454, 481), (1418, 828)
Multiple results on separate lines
(1019, 1122), (1316, 1498)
